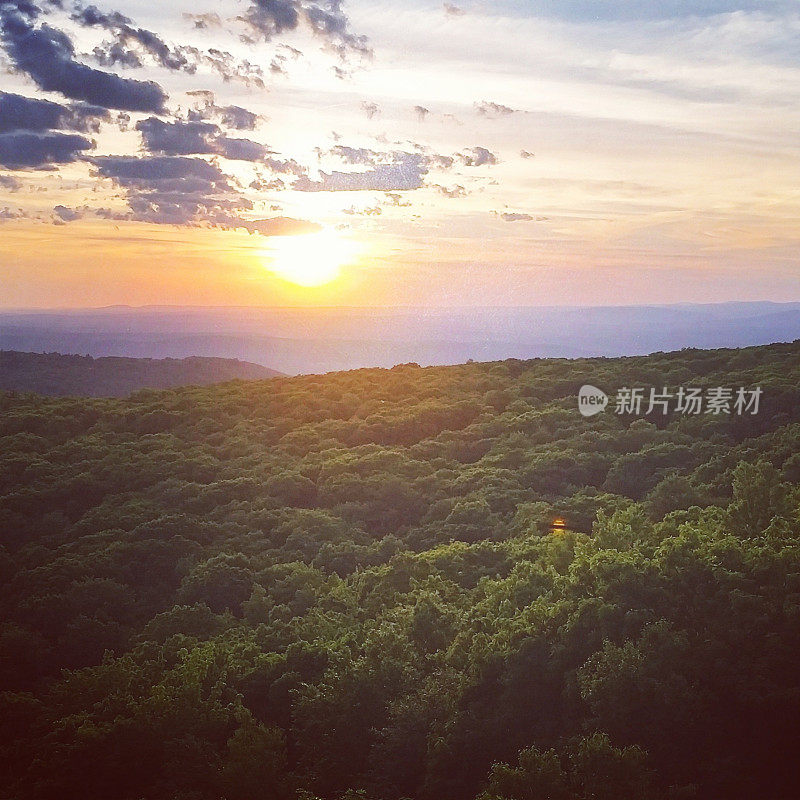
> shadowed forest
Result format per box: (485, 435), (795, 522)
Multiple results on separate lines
(3, 342), (800, 799)
(0, 351), (280, 397)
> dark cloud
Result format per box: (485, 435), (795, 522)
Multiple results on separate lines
(0, 9), (167, 112)
(186, 94), (262, 131)
(53, 204), (81, 222)
(91, 154), (315, 236)
(0, 131), (93, 168)
(240, 0), (370, 57)
(459, 146), (498, 166)
(520, 149), (535, 159)
(92, 155), (230, 187)
(0, 92), (65, 132)
(136, 118), (218, 156)
(0, 91), (109, 134)
(330, 145), (379, 165)
(263, 157), (306, 175)
(218, 136), (269, 161)
(136, 118), (270, 162)
(414, 105), (430, 122)
(0, 206), (24, 219)
(475, 100), (517, 117)
(91, 155), (240, 224)
(218, 105), (260, 131)
(199, 48), (266, 87)
(72, 5), (265, 87)
(71, 4), (196, 73)
(0, 174), (22, 191)
(95, 206), (130, 220)
(295, 151), (429, 192)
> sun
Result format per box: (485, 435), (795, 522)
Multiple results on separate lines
(264, 229), (359, 287)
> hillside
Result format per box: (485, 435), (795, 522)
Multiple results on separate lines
(2, 342), (800, 799)
(0, 350), (282, 396)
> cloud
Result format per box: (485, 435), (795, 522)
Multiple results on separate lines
(361, 101), (380, 119)
(0, 8), (167, 112)
(342, 204), (382, 216)
(71, 4), (196, 73)
(520, 150), (535, 159)
(187, 94), (262, 131)
(269, 43), (303, 75)
(250, 176), (286, 191)
(330, 145), (380, 165)
(458, 146), (498, 166)
(70, 5), (266, 88)
(294, 152), (429, 192)
(183, 12), (222, 30)
(263, 157), (307, 176)
(0, 206), (24, 220)
(198, 48), (266, 88)
(429, 153), (455, 169)
(240, 0), (370, 57)
(136, 118), (270, 162)
(443, 3), (465, 15)
(218, 106), (261, 131)
(136, 118), (218, 155)
(0, 92), (110, 134)
(91, 155), (241, 224)
(500, 212), (534, 222)
(218, 137), (270, 161)
(53, 204), (81, 222)
(434, 184), (467, 198)
(0, 174), (22, 191)
(475, 100), (517, 117)
(413, 105), (430, 122)
(90, 154), (318, 236)
(0, 92), (69, 133)
(229, 216), (321, 236)
(0, 131), (94, 169)
(384, 192), (410, 207)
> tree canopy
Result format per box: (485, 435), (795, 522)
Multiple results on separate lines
(2, 342), (800, 799)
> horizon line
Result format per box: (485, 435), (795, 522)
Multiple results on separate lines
(4, 299), (800, 314)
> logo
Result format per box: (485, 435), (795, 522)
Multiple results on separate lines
(578, 384), (608, 417)
(576, 384), (762, 417)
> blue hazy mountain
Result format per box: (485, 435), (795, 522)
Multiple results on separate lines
(2, 302), (800, 375)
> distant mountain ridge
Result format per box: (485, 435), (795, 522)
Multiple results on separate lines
(0, 351), (281, 397)
(2, 302), (800, 374)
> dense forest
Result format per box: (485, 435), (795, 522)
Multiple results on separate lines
(0, 351), (280, 397)
(3, 342), (800, 799)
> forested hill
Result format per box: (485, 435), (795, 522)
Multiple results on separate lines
(3, 342), (800, 799)
(0, 350), (281, 396)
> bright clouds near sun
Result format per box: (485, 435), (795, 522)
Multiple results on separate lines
(1, 0), (800, 301)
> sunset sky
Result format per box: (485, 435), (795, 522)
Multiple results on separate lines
(1, 0), (799, 308)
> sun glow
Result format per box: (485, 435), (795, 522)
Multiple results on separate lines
(265, 229), (360, 287)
